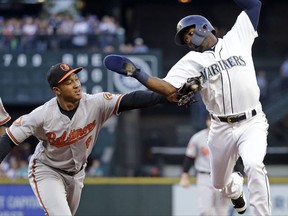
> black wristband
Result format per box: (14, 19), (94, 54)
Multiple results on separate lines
(183, 155), (194, 173)
(0, 133), (16, 162)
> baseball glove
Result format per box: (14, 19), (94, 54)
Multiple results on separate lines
(177, 77), (202, 106)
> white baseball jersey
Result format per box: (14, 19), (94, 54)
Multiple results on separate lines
(185, 128), (210, 173)
(6, 92), (122, 173)
(164, 11), (260, 116)
(0, 98), (11, 126)
(165, 11), (271, 215)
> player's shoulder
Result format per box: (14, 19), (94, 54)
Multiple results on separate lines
(82, 92), (122, 102)
(31, 97), (57, 115)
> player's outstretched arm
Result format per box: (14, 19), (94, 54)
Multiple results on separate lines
(118, 90), (171, 112)
(233, 0), (262, 30)
(104, 54), (177, 97)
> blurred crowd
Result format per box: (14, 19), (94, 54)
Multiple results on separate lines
(0, 14), (149, 53)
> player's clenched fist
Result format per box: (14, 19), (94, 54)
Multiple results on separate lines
(179, 173), (191, 188)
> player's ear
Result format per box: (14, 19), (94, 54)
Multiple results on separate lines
(52, 86), (61, 95)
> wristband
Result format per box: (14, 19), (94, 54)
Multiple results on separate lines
(133, 69), (150, 85)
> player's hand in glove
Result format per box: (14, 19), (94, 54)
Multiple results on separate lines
(179, 173), (191, 188)
(103, 54), (150, 85)
(177, 76), (202, 106)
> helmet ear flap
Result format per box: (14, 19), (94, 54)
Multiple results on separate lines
(174, 15), (215, 46)
(190, 23), (211, 46)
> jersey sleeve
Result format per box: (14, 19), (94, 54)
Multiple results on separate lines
(0, 98), (11, 126)
(226, 11), (258, 50)
(163, 53), (202, 88)
(6, 108), (43, 145)
(94, 92), (123, 122)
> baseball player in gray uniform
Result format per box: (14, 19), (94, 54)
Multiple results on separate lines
(104, 0), (271, 215)
(179, 117), (229, 216)
(0, 63), (169, 216)
(0, 98), (11, 137)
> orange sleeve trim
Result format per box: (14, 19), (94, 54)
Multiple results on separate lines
(0, 116), (11, 125)
(113, 95), (124, 115)
(6, 128), (21, 145)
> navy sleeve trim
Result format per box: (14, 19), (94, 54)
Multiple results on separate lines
(234, 0), (262, 30)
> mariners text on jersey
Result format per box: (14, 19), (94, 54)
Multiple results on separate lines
(200, 55), (246, 83)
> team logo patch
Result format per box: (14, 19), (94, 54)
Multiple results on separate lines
(103, 92), (113, 100)
(60, 63), (70, 71)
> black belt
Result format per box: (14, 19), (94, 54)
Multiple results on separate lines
(198, 171), (210, 175)
(60, 165), (84, 176)
(211, 109), (257, 124)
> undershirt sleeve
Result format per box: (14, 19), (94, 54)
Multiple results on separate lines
(0, 133), (16, 162)
(118, 90), (170, 112)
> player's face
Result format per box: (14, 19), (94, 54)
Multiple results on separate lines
(55, 73), (82, 102)
(183, 27), (202, 52)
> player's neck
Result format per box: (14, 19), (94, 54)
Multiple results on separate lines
(57, 98), (79, 111)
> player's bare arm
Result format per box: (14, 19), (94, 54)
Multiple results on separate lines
(103, 54), (178, 98)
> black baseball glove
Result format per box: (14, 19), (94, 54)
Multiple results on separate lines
(177, 77), (202, 106)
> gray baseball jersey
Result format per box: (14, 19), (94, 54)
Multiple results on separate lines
(7, 92), (122, 172)
(6, 92), (122, 215)
(0, 98), (11, 126)
(185, 128), (210, 173)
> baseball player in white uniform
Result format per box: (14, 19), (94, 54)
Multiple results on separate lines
(0, 98), (11, 137)
(0, 63), (169, 216)
(104, 0), (271, 215)
(179, 117), (229, 216)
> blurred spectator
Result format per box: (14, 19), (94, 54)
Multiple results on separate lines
(22, 16), (38, 51)
(3, 18), (22, 51)
(98, 15), (118, 52)
(57, 14), (74, 50)
(86, 14), (100, 51)
(119, 42), (134, 53)
(0, 142), (31, 179)
(280, 55), (288, 92)
(4, 156), (29, 179)
(48, 14), (62, 50)
(16, 159), (29, 178)
(133, 37), (149, 53)
(87, 159), (104, 177)
(72, 16), (89, 49)
(256, 70), (268, 103)
(5, 156), (19, 179)
(35, 18), (52, 51)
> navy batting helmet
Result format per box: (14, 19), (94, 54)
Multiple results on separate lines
(174, 15), (215, 46)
